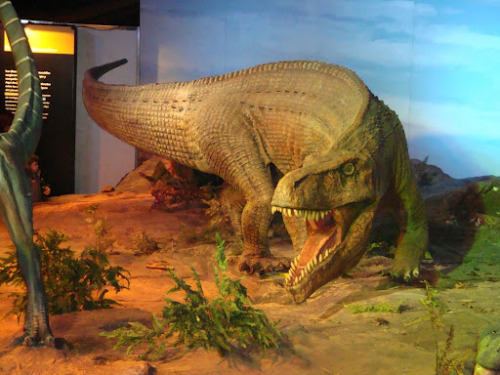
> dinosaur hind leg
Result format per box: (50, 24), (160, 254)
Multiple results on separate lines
(232, 165), (290, 274)
(0, 155), (53, 346)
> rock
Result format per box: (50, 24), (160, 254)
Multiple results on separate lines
(114, 157), (161, 193)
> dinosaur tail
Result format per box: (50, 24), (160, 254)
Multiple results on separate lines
(0, 0), (42, 162)
(82, 58), (204, 168)
(84, 58), (128, 82)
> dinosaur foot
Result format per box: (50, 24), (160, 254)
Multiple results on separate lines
(14, 331), (55, 347)
(382, 259), (420, 282)
(15, 333), (70, 350)
(238, 255), (291, 275)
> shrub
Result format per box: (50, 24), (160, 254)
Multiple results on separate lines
(101, 234), (282, 360)
(133, 231), (160, 255)
(0, 209), (129, 318)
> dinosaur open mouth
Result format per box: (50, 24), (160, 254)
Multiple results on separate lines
(271, 202), (366, 287)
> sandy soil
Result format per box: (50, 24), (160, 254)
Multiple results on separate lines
(0, 191), (498, 375)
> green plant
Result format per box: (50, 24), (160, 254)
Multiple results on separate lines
(406, 282), (470, 375)
(133, 231), (160, 255)
(366, 241), (395, 256)
(101, 234), (282, 360)
(83, 203), (115, 252)
(0, 229), (129, 318)
(179, 198), (233, 244)
(345, 301), (406, 314)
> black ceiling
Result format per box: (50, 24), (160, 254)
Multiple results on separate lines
(13, 0), (140, 27)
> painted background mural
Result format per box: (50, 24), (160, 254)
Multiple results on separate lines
(140, 0), (500, 179)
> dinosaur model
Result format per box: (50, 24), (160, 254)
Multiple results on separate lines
(0, 1), (53, 344)
(83, 59), (428, 303)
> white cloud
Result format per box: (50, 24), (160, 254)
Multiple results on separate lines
(417, 24), (500, 51)
(382, 93), (500, 139)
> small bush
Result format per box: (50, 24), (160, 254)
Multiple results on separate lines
(0, 223), (129, 318)
(345, 301), (406, 314)
(101, 234), (282, 360)
(406, 282), (471, 375)
(133, 231), (160, 255)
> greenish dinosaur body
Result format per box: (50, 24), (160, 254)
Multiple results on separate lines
(83, 59), (428, 302)
(0, 1), (53, 343)
(474, 324), (500, 375)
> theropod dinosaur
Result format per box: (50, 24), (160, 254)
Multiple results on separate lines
(83, 59), (428, 303)
(0, 1), (53, 344)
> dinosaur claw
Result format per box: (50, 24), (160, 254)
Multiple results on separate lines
(383, 260), (421, 284)
(23, 335), (35, 347)
(238, 255), (290, 275)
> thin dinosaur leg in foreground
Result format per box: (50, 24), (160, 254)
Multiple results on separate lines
(0, 0), (53, 345)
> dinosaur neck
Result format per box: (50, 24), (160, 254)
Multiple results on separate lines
(0, 0), (43, 162)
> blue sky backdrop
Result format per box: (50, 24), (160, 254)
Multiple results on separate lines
(141, 0), (500, 178)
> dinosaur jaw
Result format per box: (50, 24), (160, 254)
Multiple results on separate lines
(272, 201), (373, 303)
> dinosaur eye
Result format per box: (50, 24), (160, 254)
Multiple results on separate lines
(342, 162), (355, 176)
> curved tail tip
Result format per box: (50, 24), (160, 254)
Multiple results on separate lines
(87, 58), (129, 80)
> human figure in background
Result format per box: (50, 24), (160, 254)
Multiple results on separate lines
(25, 155), (50, 202)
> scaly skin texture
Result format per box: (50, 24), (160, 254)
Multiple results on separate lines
(83, 59), (428, 303)
(474, 324), (500, 375)
(0, 1), (53, 344)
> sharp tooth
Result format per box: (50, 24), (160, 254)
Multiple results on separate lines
(319, 254), (323, 263)
(301, 269), (305, 278)
(313, 257), (317, 266)
(271, 206), (276, 213)
(307, 262), (312, 272)
(315, 211), (320, 221)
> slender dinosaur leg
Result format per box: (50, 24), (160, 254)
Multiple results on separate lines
(0, 146), (53, 346)
(389, 149), (429, 280)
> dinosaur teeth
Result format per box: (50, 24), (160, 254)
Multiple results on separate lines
(271, 206), (335, 222)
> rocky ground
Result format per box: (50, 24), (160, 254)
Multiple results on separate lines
(0, 159), (498, 375)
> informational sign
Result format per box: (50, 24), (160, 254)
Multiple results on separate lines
(1, 24), (76, 196)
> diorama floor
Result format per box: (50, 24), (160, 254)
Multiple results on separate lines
(0, 190), (498, 375)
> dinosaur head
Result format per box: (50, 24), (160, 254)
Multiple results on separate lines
(271, 151), (384, 303)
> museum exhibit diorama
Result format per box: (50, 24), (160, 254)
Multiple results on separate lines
(0, 1), (498, 374)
